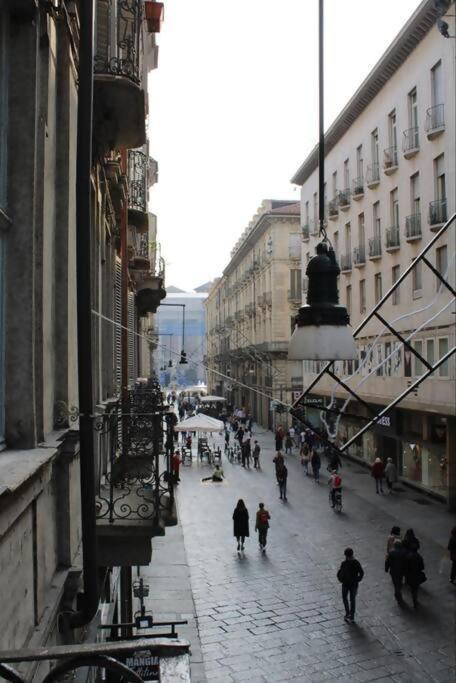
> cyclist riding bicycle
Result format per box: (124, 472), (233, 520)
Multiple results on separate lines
(328, 470), (342, 508)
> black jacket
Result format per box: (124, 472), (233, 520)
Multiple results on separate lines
(385, 547), (407, 577)
(233, 508), (249, 538)
(337, 558), (364, 587)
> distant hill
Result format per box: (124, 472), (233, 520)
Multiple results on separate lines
(166, 285), (186, 293)
(194, 280), (216, 293)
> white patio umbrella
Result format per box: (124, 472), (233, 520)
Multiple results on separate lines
(200, 396), (227, 403)
(174, 414), (224, 432)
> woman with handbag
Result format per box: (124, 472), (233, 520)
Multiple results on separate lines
(405, 549), (426, 608)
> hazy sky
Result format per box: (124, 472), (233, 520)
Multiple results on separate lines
(149, 0), (421, 291)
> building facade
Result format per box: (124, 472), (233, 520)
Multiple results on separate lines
(205, 200), (302, 428)
(0, 0), (172, 676)
(292, 0), (455, 505)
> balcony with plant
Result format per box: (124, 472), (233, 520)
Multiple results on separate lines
(383, 146), (398, 175)
(352, 177), (364, 200)
(338, 188), (351, 210)
(328, 198), (339, 220)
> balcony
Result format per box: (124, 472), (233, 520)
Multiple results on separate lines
(340, 253), (352, 272)
(402, 127), (420, 159)
(352, 177), (364, 200)
(94, 0), (146, 150)
(386, 225), (400, 251)
(309, 218), (319, 236)
(405, 213), (422, 241)
(96, 391), (177, 567)
(428, 199), (447, 229)
(353, 245), (366, 267)
(128, 150), (150, 231)
(425, 104), (445, 140)
(338, 188), (351, 211)
(136, 258), (166, 315)
(302, 224), (310, 240)
(328, 198), (339, 220)
(366, 162), (380, 188)
(289, 246), (301, 260)
(368, 236), (382, 260)
(287, 289), (301, 306)
(383, 146), (398, 175)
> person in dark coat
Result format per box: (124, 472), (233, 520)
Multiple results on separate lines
(328, 449), (342, 473)
(337, 547), (364, 623)
(275, 428), (283, 452)
(233, 499), (249, 552)
(277, 463), (288, 501)
(273, 452), (284, 483)
(311, 450), (321, 483)
(385, 539), (407, 605)
(371, 457), (385, 494)
(448, 527), (456, 584)
(405, 549), (425, 608)
(402, 528), (420, 553)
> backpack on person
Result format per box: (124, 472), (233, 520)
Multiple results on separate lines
(258, 510), (269, 525)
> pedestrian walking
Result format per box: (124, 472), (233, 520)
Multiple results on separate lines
(371, 457), (385, 494)
(172, 451), (182, 483)
(386, 526), (401, 555)
(327, 448), (342, 473)
(224, 428), (230, 448)
(237, 426), (244, 449)
(275, 428), (283, 453)
(285, 433), (293, 455)
(311, 449), (321, 483)
(385, 539), (407, 605)
(255, 503), (270, 552)
(402, 528), (420, 552)
(253, 440), (261, 469)
(277, 463), (288, 501)
(384, 457), (397, 493)
(337, 548), (364, 623)
(288, 425), (297, 447)
(273, 452), (284, 483)
(448, 527), (456, 584)
(232, 499), (249, 552)
(404, 549), (426, 608)
(300, 443), (310, 475)
(241, 433), (251, 468)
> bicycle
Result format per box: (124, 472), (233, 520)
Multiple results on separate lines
(329, 488), (343, 513)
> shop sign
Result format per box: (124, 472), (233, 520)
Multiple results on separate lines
(118, 650), (160, 681)
(302, 396), (325, 408)
(372, 410), (396, 434)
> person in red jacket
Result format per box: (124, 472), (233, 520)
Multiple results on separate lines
(172, 451), (182, 483)
(371, 457), (385, 494)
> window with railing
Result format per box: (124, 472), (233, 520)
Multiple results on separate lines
(405, 213), (422, 239)
(392, 265), (400, 305)
(403, 127), (419, 153)
(436, 245), (448, 291)
(95, 0), (143, 84)
(338, 188), (351, 207)
(352, 176), (364, 196)
(386, 225), (400, 249)
(366, 163), (380, 185)
(353, 245), (366, 265)
(425, 104), (445, 133)
(369, 236), (382, 258)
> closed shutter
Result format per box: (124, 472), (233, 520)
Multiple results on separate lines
(114, 258), (122, 395)
(95, 0), (110, 68)
(127, 292), (136, 386)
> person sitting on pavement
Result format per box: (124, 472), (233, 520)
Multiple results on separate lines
(328, 470), (342, 507)
(202, 464), (224, 483)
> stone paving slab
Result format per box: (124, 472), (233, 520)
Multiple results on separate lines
(176, 426), (456, 682)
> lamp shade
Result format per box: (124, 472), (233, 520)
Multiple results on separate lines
(288, 241), (357, 361)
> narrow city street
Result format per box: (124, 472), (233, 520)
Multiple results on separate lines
(159, 427), (456, 683)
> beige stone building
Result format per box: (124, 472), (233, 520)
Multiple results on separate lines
(205, 200), (302, 428)
(292, 0), (455, 506)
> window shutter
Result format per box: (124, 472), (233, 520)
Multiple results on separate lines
(114, 258), (122, 395)
(127, 291), (136, 385)
(95, 0), (110, 67)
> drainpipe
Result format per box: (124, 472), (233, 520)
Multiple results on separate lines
(69, 0), (99, 628)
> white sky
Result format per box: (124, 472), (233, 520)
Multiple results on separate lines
(149, 0), (422, 291)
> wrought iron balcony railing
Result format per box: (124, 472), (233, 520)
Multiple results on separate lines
(95, 0), (143, 83)
(340, 253), (352, 272)
(328, 198), (339, 219)
(368, 236), (382, 259)
(287, 289), (301, 304)
(302, 224), (310, 240)
(338, 188), (351, 209)
(352, 177), (364, 198)
(366, 162), (380, 187)
(425, 104), (445, 138)
(353, 245), (366, 266)
(383, 146), (398, 173)
(128, 149), (149, 214)
(386, 225), (400, 250)
(428, 199), (447, 227)
(402, 127), (419, 157)
(405, 213), (422, 240)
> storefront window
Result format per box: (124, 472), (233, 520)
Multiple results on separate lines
(401, 442), (446, 494)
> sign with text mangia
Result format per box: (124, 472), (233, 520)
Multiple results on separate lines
(119, 650), (160, 681)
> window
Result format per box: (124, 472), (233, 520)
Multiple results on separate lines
(435, 154), (446, 201)
(305, 200), (309, 225)
(358, 213), (365, 247)
(356, 145), (363, 178)
(333, 230), (339, 258)
(373, 201), (381, 238)
(374, 273), (382, 303)
(412, 259), (422, 294)
(392, 265), (400, 305)
(410, 172), (420, 215)
(390, 188), (399, 226)
(343, 159), (350, 188)
(388, 110), (397, 148)
(436, 245), (448, 290)
(431, 61), (443, 107)
(332, 171), (337, 197)
(345, 222), (351, 253)
(346, 285), (352, 315)
(359, 279), (366, 314)
(288, 233), (301, 259)
(438, 337), (449, 377)
(289, 269), (301, 299)
(408, 87), (418, 129)
(371, 129), (379, 165)
(414, 340), (424, 376)
(313, 192), (318, 223)
(426, 339), (435, 366)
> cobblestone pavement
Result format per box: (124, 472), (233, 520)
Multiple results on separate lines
(176, 427), (456, 682)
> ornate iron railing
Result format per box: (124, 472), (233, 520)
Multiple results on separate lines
(353, 245), (366, 265)
(328, 198), (338, 218)
(402, 127), (419, 153)
(386, 225), (400, 249)
(128, 150), (149, 213)
(95, 0), (143, 84)
(352, 177), (364, 197)
(425, 104), (444, 133)
(368, 236), (382, 258)
(366, 162), (380, 185)
(340, 253), (352, 271)
(301, 224), (310, 240)
(338, 188), (351, 207)
(429, 199), (447, 226)
(405, 213), (422, 239)
(383, 146), (398, 170)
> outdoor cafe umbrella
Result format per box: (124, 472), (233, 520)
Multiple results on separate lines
(200, 396), (227, 403)
(173, 414), (224, 432)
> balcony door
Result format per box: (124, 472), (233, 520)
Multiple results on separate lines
(371, 129), (379, 166)
(345, 223), (351, 254)
(435, 155), (446, 201)
(388, 110), (397, 149)
(358, 213), (365, 249)
(289, 269), (301, 300)
(410, 173), (420, 215)
(431, 61), (443, 107)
